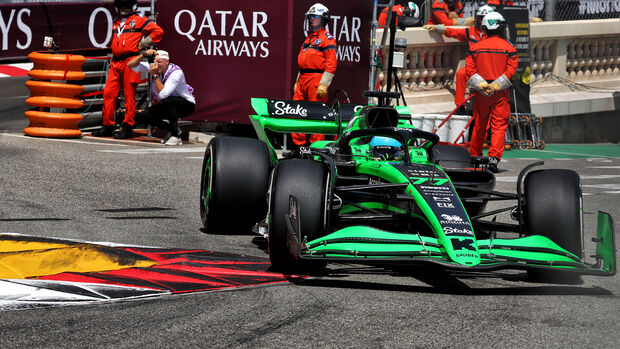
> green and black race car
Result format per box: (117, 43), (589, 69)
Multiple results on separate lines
(199, 91), (615, 282)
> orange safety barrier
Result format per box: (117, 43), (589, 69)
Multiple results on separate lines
(27, 51), (86, 81)
(24, 51), (87, 138)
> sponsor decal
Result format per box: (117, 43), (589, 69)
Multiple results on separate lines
(451, 238), (476, 251)
(273, 101), (308, 117)
(441, 214), (462, 222)
(175, 9), (271, 58)
(444, 226), (474, 236)
(456, 252), (478, 258)
(314, 38), (321, 45)
(437, 202), (455, 209)
(267, 99), (334, 120)
(0, 7), (32, 51)
(440, 213), (470, 226)
(369, 177), (381, 185)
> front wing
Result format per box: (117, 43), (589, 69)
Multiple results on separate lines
(287, 199), (615, 276)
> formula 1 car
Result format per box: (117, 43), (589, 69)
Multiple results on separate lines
(199, 91), (615, 282)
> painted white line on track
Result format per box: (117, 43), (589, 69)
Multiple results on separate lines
(586, 158), (614, 162)
(495, 174), (620, 183)
(583, 184), (620, 190)
(495, 176), (518, 182)
(589, 166), (620, 169)
(1, 133), (129, 147)
(185, 156), (203, 159)
(530, 150), (617, 158)
(580, 175), (620, 180)
(98, 147), (205, 154)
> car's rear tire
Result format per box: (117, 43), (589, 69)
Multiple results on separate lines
(268, 159), (328, 273)
(523, 169), (583, 283)
(200, 136), (270, 233)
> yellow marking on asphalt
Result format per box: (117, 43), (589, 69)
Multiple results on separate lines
(0, 239), (71, 253)
(0, 239), (156, 279)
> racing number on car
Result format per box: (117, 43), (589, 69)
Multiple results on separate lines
(409, 177), (450, 186)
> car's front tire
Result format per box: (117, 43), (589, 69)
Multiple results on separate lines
(523, 169), (583, 283)
(268, 159), (328, 273)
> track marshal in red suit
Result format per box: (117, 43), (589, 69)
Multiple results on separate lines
(465, 11), (518, 173)
(291, 3), (337, 147)
(93, 0), (164, 139)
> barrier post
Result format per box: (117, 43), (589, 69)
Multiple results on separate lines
(24, 51), (86, 138)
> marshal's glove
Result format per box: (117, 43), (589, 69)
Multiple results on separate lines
(478, 81), (489, 92)
(448, 11), (458, 19)
(464, 17), (475, 26)
(482, 82), (501, 96)
(316, 84), (328, 98)
(423, 24), (446, 34)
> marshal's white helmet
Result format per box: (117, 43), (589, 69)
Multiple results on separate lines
(404, 2), (420, 19)
(305, 3), (330, 29)
(481, 11), (506, 35)
(475, 5), (495, 29)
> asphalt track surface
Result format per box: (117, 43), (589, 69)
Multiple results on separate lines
(1, 76), (620, 347)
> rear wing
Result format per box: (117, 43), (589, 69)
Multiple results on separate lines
(250, 97), (411, 132)
(249, 98), (412, 160)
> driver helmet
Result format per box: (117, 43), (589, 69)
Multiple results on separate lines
(481, 11), (506, 37)
(370, 136), (402, 161)
(305, 3), (330, 31)
(114, 0), (137, 15)
(475, 5), (495, 30)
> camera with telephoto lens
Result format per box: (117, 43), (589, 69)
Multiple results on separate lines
(143, 50), (155, 63)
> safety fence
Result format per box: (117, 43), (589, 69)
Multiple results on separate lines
(459, 0), (620, 21)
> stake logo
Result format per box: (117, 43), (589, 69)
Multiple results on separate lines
(273, 101), (308, 117)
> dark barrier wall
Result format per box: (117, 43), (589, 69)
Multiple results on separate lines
(1, 1), (371, 124)
(157, 0), (371, 123)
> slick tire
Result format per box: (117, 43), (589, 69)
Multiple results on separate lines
(434, 144), (473, 169)
(200, 136), (270, 233)
(524, 169), (583, 283)
(268, 159), (328, 273)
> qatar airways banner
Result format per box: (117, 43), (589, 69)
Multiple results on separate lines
(0, 1), (371, 124)
(158, 0), (372, 123)
(0, 1), (154, 55)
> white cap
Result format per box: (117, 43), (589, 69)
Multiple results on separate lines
(156, 50), (169, 60)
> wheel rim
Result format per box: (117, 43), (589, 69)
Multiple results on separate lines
(201, 149), (213, 215)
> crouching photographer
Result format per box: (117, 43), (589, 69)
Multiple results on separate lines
(127, 49), (196, 146)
